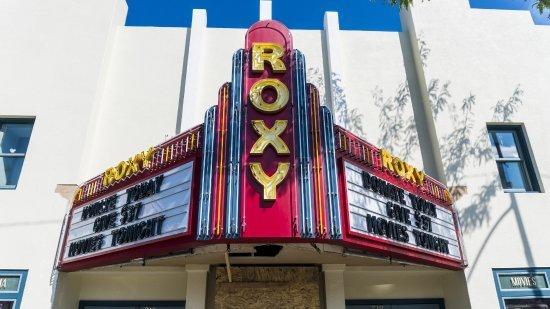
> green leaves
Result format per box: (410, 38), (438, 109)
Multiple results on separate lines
(535, 0), (550, 14)
(385, 0), (417, 9)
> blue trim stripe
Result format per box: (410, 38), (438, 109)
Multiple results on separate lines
(225, 49), (244, 238)
(320, 106), (342, 239)
(293, 50), (315, 238)
(197, 106), (217, 239)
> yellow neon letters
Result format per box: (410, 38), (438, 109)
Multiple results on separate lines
(102, 147), (156, 187)
(252, 43), (286, 73)
(250, 120), (289, 155)
(249, 79), (289, 113)
(248, 41), (290, 201)
(250, 162), (290, 200)
(380, 149), (425, 186)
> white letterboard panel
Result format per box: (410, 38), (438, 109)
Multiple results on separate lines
(345, 162), (461, 260)
(63, 161), (194, 262)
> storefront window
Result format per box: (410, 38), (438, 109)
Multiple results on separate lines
(78, 301), (185, 309)
(346, 299), (445, 309)
(494, 268), (550, 309)
(0, 270), (27, 309)
(0, 301), (14, 309)
(504, 298), (550, 308)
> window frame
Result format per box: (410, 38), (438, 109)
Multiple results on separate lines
(0, 117), (35, 190)
(0, 270), (28, 309)
(493, 268), (550, 309)
(486, 123), (542, 193)
(78, 300), (186, 309)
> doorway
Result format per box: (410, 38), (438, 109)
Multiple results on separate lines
(212, 266), (322, 309)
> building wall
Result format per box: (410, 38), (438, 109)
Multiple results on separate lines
(0, 1), (127, 308)
(53, 267), (187, 309)
(410, 0), (550, 308)
(344, 267), (470, 309)
(84, 26), (188, 176)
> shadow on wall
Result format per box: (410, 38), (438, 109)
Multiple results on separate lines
(445, 85), (524, 233)
(308, 36), (532, 275)
(415, 35), (534, 278)
(373, 82), (418, 162)
(307, 68), (365, 137)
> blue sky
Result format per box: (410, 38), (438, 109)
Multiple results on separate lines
(469, 0), (550, 25)
(125, 0), (402, 31)
(125, 0), (549, 30)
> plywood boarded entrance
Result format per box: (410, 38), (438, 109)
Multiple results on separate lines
(213, 266), (321, 309)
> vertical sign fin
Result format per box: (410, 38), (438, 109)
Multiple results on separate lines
(293, 50), (315, 238)
(321, 106), (342, 239)
(211, 83), (231, 237)
(308, 83), (327, 237)
(225, 49), (244, 239)
(197, 106), (217, 239)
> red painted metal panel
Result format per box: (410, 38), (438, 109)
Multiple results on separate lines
(240, 21), (297, 238)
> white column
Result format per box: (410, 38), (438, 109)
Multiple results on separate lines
(323, 11), (347, 124)
(177, 9), (207, 133)
(78, 0), (128, 179)
(185, 264), (210, 309)
(260, 0), (272, 20)
(323, 264), (346, 309)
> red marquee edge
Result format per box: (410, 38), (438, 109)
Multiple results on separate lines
(58, 124), (466, 272)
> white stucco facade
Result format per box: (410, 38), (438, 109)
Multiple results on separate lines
(1, 0), (549, 308)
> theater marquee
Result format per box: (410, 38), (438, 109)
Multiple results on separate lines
(63, 162), (193, 262)
(58, 20), (465, 272)
(345, 162), (461, 261)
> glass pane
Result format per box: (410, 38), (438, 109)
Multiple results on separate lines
(498, 161), (527, 190)
(499, 273), (549, 289)
(494, 131), (520, 158)
(393, 305), (440, 309)
(0, 157), (24, 187)
(347, 304), (440, 309)
(0, 275), (21, 292)
(84, 305), (137, 309)
(0, 123), (33, 154)
(504, 297), (550, 308)
(139, 307), (184, 309)
(489, 132), (500, 158)
(0, 301), (14, 309)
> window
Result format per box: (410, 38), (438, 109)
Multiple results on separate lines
(346, 299), (445, 309)
(78, 301), (185, 309)
(0, 119), (34, 189)
(493, 268), (550, 309)
(487, 125), (541, 192)
(0, 270), (28, 309)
